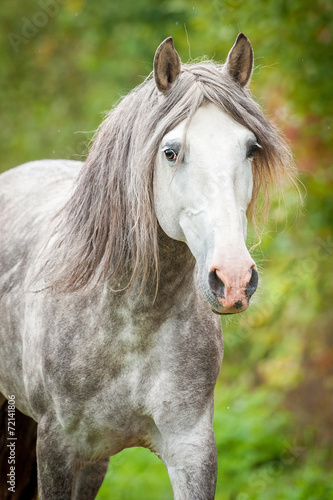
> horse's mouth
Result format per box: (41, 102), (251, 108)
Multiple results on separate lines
(211, 302), (249, 316)
(203, 294), (249, 315)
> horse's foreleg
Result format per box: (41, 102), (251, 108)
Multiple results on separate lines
(72, 457), (110, 500)
(36, 414), (79, 499)
(160, 425), (218, 500)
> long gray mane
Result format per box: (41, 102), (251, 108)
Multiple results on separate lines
(44, 61), (296, 294)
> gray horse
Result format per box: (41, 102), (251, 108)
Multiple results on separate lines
(0, 35), (295, 499)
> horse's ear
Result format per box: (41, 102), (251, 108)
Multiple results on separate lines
(154, 37), (181, 93)
(222, 33), (253, 87)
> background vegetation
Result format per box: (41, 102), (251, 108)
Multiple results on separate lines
(1, 0), (332, 498)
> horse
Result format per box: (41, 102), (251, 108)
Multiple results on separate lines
(0, 34), (296, 499)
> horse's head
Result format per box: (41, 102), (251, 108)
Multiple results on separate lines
(153, 35), (259, 315)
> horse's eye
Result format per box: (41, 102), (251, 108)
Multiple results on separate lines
(247, 142), (261, 160)
(163, 149), (178, 162)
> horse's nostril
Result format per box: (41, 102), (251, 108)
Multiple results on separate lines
(208, 270), (225, 299)
(245, 268), (259, 299)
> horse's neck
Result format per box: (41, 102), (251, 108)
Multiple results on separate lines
(127, 227), (196, 316)
(157, 226), (196, 300)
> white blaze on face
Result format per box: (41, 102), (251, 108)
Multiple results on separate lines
(154, 103), (258, 314)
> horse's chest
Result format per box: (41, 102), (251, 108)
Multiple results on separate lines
(41, 327), (161, 458)
(30, 300), (222, 458)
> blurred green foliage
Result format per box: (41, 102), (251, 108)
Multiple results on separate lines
(1, 0), (332, 498)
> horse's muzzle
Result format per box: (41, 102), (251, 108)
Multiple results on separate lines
(208, 266), (258, 314)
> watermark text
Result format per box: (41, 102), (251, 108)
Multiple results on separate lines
(7, 395), (16, 493)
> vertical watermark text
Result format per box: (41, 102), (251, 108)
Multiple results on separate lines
(7, 395), (16, 493)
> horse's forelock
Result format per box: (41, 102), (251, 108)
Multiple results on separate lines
(46, 60), (296, 294)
